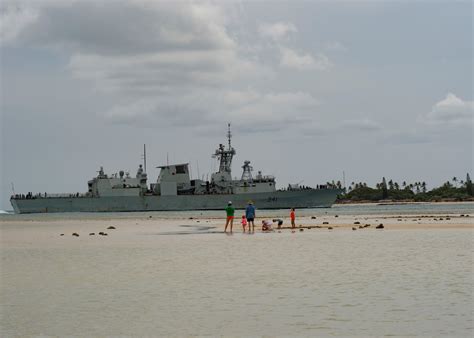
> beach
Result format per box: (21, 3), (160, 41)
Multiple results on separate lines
(1, 204), (473, 336)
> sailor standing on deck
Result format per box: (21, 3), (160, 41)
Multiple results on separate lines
(224, 201), (235, 233)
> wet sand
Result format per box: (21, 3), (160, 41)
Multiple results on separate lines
(1, 212), (472, 248)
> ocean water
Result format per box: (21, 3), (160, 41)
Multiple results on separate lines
(1, 222), (473, 336)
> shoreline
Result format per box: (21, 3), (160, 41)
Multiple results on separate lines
(335, 200), (474, 205)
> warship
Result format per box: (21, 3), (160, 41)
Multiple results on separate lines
(10, 125), (342, 213)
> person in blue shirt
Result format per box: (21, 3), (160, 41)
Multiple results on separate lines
(245, 201), (256, 232)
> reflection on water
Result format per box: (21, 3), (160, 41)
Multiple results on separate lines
(1, 228), (472, 336)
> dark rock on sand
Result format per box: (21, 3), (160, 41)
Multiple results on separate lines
(323, 222), (329, 225)
(311, 216), (316, 219)
(72, 233), (79, 237)
(354, 221), (360, 225)
(107, 226), (116, 230)
(352, 227), (357, 230)
(60, 234), (64, 236)
(335, 215), (339, 218)
(89, 233), (95, 236)
(376, 224), (384, 229)
(328, 227), (333, 230)
(299, 228), (304, 232)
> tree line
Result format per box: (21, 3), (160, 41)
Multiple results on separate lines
(334, 173), (473, 203)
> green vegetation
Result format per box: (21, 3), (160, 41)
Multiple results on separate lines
(337, 173), (473, 203)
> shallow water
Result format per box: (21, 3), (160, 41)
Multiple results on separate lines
(1, 226), (472, 336)
(1, 201), (473, 221)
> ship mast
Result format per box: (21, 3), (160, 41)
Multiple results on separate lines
(213, 123), (236, 174)
(143, 144), (147, 173)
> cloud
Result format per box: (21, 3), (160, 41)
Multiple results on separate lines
(325, 41), (347, 52)
(5, 1), (235, 54)
(104, 89), (320, 132)
(0, 3), (39, 44)
(258, 21), (297, 41)
(422, 93), (473, 125)
(280, 47), (332, 71)
(2, 1), (327, 133)
(342, 118), (382, 131)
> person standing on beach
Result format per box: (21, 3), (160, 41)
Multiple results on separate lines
(245, 201), (256, 232)
(225, 201), (235, 233)
(290, 208), (296, 228)
(241, 215), (247, 232)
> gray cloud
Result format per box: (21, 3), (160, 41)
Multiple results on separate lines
(342, 118), (382, 131)
(258, 21), (297, 41)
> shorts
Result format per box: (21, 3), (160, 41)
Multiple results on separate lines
(247, 218), (254, 222)
(227, 216), (234, 221)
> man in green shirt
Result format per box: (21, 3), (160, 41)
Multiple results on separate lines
(225, 201), (235, 233)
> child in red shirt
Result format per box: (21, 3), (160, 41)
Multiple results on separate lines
(290, 208), (296, 228)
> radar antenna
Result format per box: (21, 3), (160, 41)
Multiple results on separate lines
(227, 123), (232, 150)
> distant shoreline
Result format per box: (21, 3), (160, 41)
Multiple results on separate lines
(335, 199), (474, 205)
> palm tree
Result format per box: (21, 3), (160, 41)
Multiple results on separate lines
(402, 181), (407, 188)
(381, 177), (388, 199)
(394, 182), (399, 190)
(421, 181), (426, 193)
(453, 177), (458, 187)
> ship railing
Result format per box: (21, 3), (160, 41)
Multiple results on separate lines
(11, 192), (91, 200)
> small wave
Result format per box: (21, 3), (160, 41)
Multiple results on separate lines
(0, 210), (11, 214)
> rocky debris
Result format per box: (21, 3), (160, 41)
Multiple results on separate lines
(311, 216), (316, 219)
(354, 221), (360, 225)
(307, 227), (311, 230)
(189, 217), (194, 219)
(359, 225), (364, 229)
(107, 226), (116, 230)
(323, 222), (329, 225)
(60, 234), (64, 236)
(299, 228), (304, 232)
(335, 215), (339, 218)
(364, 224), (371, 227)
(328, 227), (333, 230)
(352, 227), (357, 231)
(89, 233), (95, 236)
(72, 233), (79, 237)
(376, 224), (384, 229)
(446, 217), (451, 220)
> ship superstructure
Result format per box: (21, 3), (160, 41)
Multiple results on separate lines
(10, 124), (342, 213)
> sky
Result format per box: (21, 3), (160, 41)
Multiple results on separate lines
(0, 0), (473, 210)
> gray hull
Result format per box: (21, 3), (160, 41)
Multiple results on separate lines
(11, 189), (341, 214)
